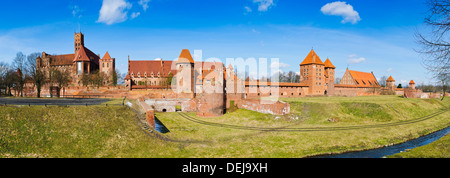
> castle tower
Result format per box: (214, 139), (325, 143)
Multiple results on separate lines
(386, 76), (396, 90)
(409, 80), (415, 89)
(99, 52), (116, 85)
(74, 32), (84, 52)
(300, 49), (326, 95)
(176, 49), (195, 96)
(324, 58), (336, 95)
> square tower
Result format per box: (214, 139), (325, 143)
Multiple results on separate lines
(300, 49), (326, 95)
(176, 49), (195, 95)
(74, 32), (84, 52)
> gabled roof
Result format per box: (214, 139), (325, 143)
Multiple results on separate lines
(300, 49), (324, 66)
(409, 80), (415, 84)
(128, 60), (177, 77)
(324, 58), (336, 69)
(73, 46), (90, 62)
(348, 70), (380, 88)
(73, 46), (100, 65)
(47, 54), (75, 66)
(177, 49), (195, 63)
(386, 75), (395, 82)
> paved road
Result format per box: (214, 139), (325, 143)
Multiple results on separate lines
(0, 97), (111, 106)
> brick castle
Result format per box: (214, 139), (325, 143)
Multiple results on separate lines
(31, 33), (423, 117)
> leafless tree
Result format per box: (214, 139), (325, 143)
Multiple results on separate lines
(26, 53), (46, 98)
(415, 0), (450, 100)
(378, 76), (387, 87)
(12, 52), (26, 97)
(52, 69), (71, 97)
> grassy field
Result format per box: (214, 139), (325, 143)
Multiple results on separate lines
(0, 105), (180, 158)
(1, 95), (449, 158)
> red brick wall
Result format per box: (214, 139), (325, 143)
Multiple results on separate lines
(236, 99), (290, 115)
(146, 110), (155, 129)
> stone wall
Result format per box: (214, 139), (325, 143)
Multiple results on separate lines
(144, 98), (196, 112)
(196, 93), (225, 117)
(334, 87), (380, 97)
(235, 99), (290, 115)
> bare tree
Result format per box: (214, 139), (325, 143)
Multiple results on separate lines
(12, 52), (26, 97)
(26, 53), (46, 98)
(378, 76), (387, 87)
(0, 62), (9, 95)
(335, 77), (341, 84)
(4, 69), (17, 96)
(52, 69), (71, 97)
(415, 0), (450, 100)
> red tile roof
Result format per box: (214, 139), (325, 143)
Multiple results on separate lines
(409, 80), (415, 84)
(300, 49), (324, 66)
(102, 52), (112, 59)
(177, 49), (195, 63)
(48, 54), (75, 66)
(324, 58), (336, 69)
(128, 60), (177, 77)
(386, 75), (395, 82)
(348, 70), (380, 88)
(73, 46), (100, 65)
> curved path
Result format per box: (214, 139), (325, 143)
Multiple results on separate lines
(177, 107), (450, 132)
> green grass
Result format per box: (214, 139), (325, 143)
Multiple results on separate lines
(1, 95), (449, 158)
(0, 105), (181, 158)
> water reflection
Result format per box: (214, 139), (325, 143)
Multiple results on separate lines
(314, 126), (450, 158)
(154, 116), (170, 133)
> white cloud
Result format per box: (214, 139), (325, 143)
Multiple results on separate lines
(321, 1), (361, 24)
(131, 12), (141, 19)
(97, 0), (132, 25)
(245, 6), (252, 13)
(386, 68), (392, 72)
(347, 54), (366, 64)
(270, 62), (290, 69)
(138, 0), (151, 11)
(253, 0), (275, 12)
(72, 5), (82, 18)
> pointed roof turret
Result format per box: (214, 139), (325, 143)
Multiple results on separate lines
(300, 49), (324, 66)
(409, 80), (415, 84)
(177, 49), (194, 64)
(102, 51), (112, 59)
(324, 58), (336, 69)
(386, 76), (395, 82)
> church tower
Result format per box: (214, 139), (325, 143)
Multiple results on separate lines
(74, 32), (84, 52)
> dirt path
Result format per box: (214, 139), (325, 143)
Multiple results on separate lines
(176, 107), (450, 132)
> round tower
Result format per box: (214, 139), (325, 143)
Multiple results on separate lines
(386, 76), (396, 90)
(409, 80), (415, 90)
(196, 63), (225, 118)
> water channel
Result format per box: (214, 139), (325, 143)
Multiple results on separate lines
(314, 126), (450, 158)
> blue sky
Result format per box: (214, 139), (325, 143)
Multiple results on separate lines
(0, 0), (433, 86)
